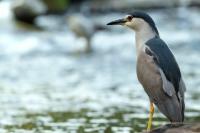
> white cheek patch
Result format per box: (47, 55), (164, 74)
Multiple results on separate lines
(125, 21), (132, 27)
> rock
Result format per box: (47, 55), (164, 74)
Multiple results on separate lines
(11, 0), (47, 24)
(144, 123), (200, 133)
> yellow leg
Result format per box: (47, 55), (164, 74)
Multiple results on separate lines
(147, 102), (154, 132)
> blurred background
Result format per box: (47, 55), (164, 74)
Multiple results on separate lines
(0, 0), (199, 132)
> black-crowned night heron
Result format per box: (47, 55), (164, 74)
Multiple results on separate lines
(67, 14), (107, 53)
(107, 12), (186, 131)
(67, 14), (94, 53)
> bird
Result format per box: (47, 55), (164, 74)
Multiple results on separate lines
(67, 14), (95, 53)
(107, 12), (186, 131)
(67, 14), (107, 53)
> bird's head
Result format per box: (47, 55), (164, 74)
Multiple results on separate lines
(107, 12), (159, 35)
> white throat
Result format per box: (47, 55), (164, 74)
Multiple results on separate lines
(125, 18), (158, 55)
(135, 26), (157, 55)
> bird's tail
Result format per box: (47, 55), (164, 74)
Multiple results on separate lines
(156, 95), (184, 122)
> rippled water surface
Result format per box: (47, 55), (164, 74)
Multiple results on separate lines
(0, 1), (200, 133)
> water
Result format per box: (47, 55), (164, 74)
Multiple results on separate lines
(0, 1), (200, 133)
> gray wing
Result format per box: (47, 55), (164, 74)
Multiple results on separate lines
(145, 37), (186, 96)
(145, 37), (186, 120)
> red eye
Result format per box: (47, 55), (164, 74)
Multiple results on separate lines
(127, 16), (133, 21)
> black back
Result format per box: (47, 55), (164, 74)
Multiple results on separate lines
(146, 37), (181, 92)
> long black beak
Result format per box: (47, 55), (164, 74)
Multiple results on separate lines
(107, 19), (127, 25)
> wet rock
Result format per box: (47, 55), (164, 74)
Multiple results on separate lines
(145, 123), (200, 133)
(11, 0), (47, 24)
